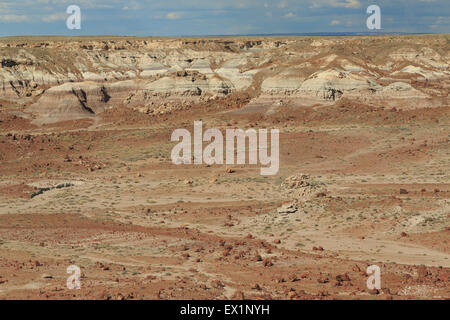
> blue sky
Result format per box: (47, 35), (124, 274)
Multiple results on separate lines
(0, 0), (449, 36)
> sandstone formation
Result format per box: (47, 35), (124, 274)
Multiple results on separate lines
(0, 36), (449, 123)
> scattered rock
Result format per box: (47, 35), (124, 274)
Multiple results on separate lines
(211, 280), (225, 288)
(417, 266), (429, 280)
(209, 177), (218, 184)
(231, 290), (244, 300)
(253, 254), (263, 262)
(335, 273), (351, 282)
(368, 288), (380, 295)
(251, 283), (262, 290)
(226, 168), (235, 174)
(352, 264), (361, 272)
(263, 258), (273, 267)
(277, 202), (298, 214)
(288, 274), (299, 282)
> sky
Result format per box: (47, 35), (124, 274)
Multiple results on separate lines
(0, 0), (449, 36)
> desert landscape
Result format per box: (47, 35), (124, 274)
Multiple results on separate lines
(0, 35), (448, 300)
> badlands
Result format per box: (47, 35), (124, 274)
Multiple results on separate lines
(0, 35), (449, 299)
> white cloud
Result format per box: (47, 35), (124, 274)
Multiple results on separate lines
(310, 0), (361, 9)
(122, 0), (142, 11)
(278, 1), (288, 9)
(334, 0), (361, 8)
(0, 14), (28, 22)
(42, 12), (66, 22)
(166, 12), (184, 20)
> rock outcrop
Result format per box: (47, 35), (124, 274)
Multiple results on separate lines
(0, 35), (448, 123)
(27, 82), (110, 124)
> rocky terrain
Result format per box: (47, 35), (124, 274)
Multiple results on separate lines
(0, 35), (449, 300)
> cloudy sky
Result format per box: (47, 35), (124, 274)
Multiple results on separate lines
(0, 0), (449, 36)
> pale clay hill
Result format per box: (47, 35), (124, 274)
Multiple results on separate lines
(0, 35), (449, 124)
